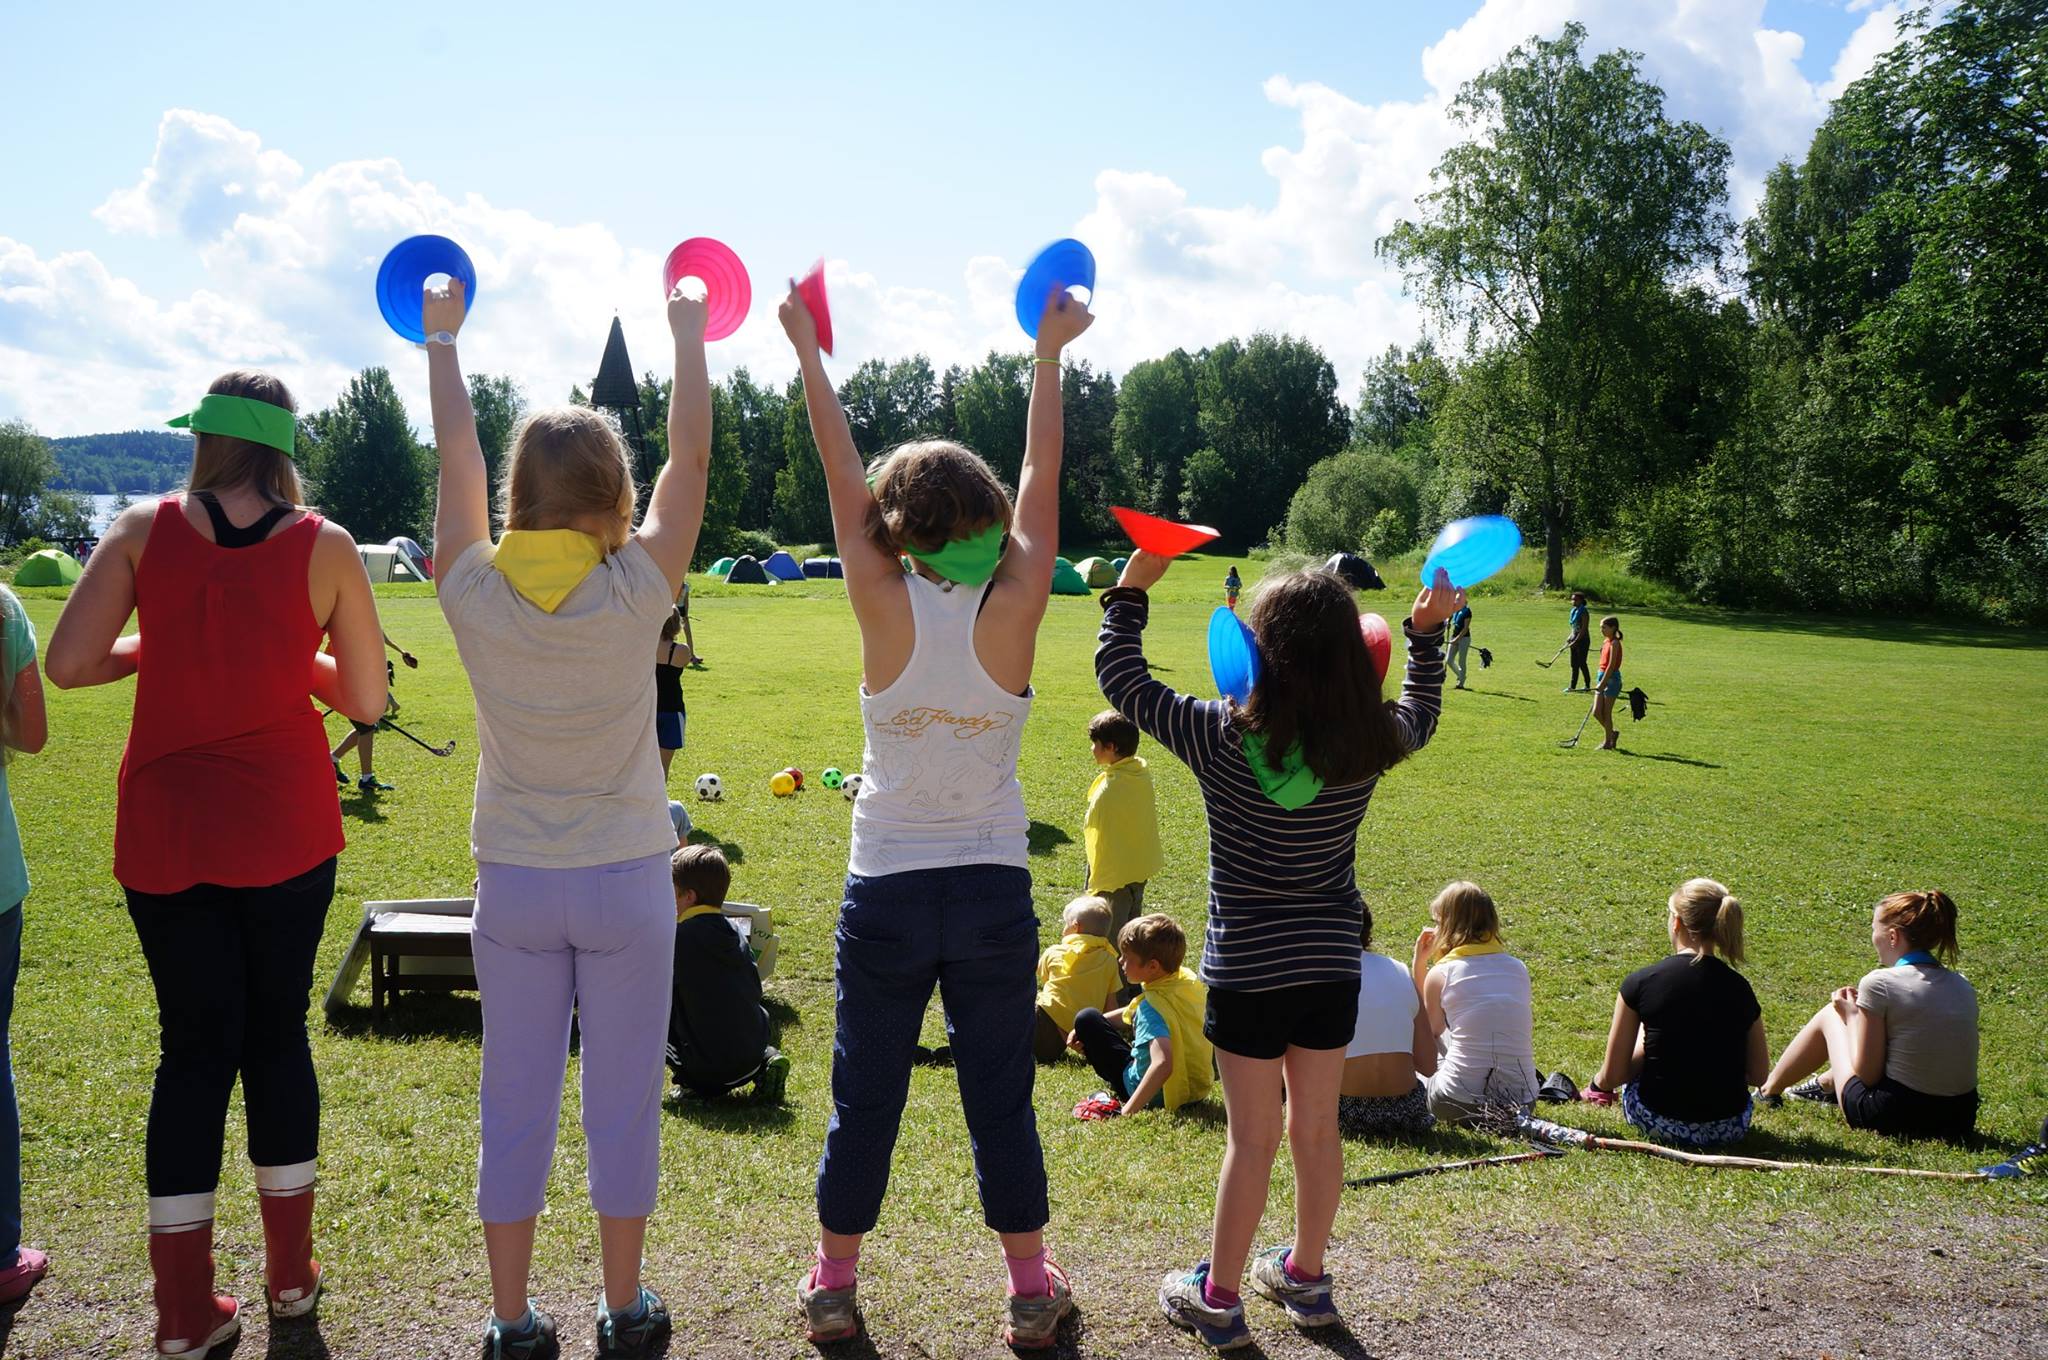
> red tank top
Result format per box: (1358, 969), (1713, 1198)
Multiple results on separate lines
(115, 497), (344, 894)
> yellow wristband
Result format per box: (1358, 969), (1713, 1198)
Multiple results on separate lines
(1032, 357), (1061, 366)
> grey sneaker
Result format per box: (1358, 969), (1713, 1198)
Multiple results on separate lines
(1159, 1262), (1250, 1350)
(480, 1305), (560, 1360)
(799, 1269), (860, 1344)
(1249, 1246), (1339, 1327)
(1004, 1259), (1074, 1350)
(595, 1286), (671, 1359)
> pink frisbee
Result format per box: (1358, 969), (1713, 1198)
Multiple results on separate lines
(797, 259), (834, 355)
(662, 237), (751, 342)
(1360, 612), (1392, 682)
(1111, 506), (1220, 558)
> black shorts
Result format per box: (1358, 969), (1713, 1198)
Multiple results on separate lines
(1205, 980), (1358, 1060)
(1840, 1075), (1978, 1141)
(349, 719), (380, 737)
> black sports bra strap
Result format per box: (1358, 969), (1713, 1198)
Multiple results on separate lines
(193, 490), (291, 549)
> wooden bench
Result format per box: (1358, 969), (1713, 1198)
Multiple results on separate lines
(368, 911), (478, 1024)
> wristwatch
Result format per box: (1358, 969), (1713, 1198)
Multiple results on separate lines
(424, 331), (457, 347)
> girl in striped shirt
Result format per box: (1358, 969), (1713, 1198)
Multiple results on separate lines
(1097, 553), (1458, 1348)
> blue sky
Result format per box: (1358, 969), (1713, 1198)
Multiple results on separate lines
(0, 0), (1901, 435)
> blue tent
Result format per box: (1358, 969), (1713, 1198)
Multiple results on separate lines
(802, 556), (845, 579)
(762, 550), (805, 582)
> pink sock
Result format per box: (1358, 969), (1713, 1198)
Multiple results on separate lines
(813, 1245), (858, 1291)
(1202, 1277), (1241, 1309)
(1283, 1250), (1322, 1283)
(1004, 1249), (1050, 1298)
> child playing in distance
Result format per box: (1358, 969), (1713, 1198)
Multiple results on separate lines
(1412, 881), (1538, 1128)
(780, 280), (1092, 1350)
(1564, 591), (1590, 692)
(1757, 890), (1979, 1140)
(1068, 913), (1214, 1115)
(1339, 904), (1436, 1137)
(1224, 565), (1241, 610)
(1444, 602), (1473, 690)
(1592, 614), (1625, 750)
(329, 631), (416, 793)
(653, 609), (692, 780)
(1032, 896), (1120, 1063)
(1582, 878), (1766, 1147)
(426, 278), (708, 1360)
(667, 845), (788, 1103)
(1098, 547), (1455, 1347)
(1082, 709), (1161, 943)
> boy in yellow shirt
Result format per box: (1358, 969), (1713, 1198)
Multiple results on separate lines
(1032, 896), (1120, 1062)
(1068, 914), (1215, 1114)
(1083, 711), (1163, 940)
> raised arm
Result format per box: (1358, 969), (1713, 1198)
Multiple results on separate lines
(423, 280), (490, 575)
(1096, 553), (1221, 774)
(994, 290), (1094, 604)
(1392, 569), (1460, 755)
(635, 290), (711, 593)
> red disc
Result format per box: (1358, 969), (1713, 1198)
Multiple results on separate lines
(797, 259), (834, 356)
(661, 237), (751, 342)
(1111, 506), (1221, 558)
(1359, 612), (1392, 682)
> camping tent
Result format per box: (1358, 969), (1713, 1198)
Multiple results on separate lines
(388, 536), (429, 573)
(12, 548), (80, 586)
(709, 557), (735, 577)
(1111, 557), (1128, 575)
(802, 556), (845, 580)
(1050, 559), (1090, 595)
(1075, 556), (1116, 589)
(359, 545), (428, 583)
(1324, 552), (1386, 591)
(762, 550), (805, 582)
(725, 554), (773, 585)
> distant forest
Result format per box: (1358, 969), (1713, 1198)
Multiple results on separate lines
(48, 430), (192, 493)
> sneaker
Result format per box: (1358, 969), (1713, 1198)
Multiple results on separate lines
(753, 1050), (791, 1105)
(1004, 1258), (1074, 1350)
(0, 1246), (47, 1305)
(798, 1269), (860, 1344)
(358, 774), (393, 794)
(1249, 1246), (1339, 1328)
(1787, 1077), (1834, 1103)
(332, 761), (348, 787)
(595, 1287), (671, 1360)
(1756, 1090), (1785, 1109)
(1159, 1262), (1250, 1351)
(480, 1306), (560, 1360)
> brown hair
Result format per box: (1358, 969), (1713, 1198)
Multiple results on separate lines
(188, 370), (304, 508)
(863, 440), (1011, 558)
(500, 407), (636, 550)
(670, 843), (730, 908)
(1087, 709), (1139, 760)
(661, 608), (683, 642)
(1357, 900), (1375, 952)
(1428, 881), (1500, 962)
(1876, 890), (1960, 966)
(1669, 877), (1745, 964)
(1238, 569), (1406, 784)
(1062, 895), (1111, 937)
(1117, 912), (1186, 973)
(1601, 615), (1623, 640)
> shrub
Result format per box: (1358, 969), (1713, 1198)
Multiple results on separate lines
(1284, 451), (1419, 559)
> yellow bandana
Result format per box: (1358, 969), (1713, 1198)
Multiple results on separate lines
(489, 530), (606, 612)
(678, 903), (724, 925)
(1436, 935), (1507, 964)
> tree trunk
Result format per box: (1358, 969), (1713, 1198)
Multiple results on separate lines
(1544, 508), (1566, 590)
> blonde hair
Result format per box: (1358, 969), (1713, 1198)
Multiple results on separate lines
(499, 406), (636, 550)
(1428, 881), (1500, 962)
(188, 370), (304, 509)
(863, 440), (1011, 558)
(1062, 895), (1111, 938)
(1669, 877), (1744, 964)
(1876, 889), (1960, 966)
(1118, 913), (1187, 973)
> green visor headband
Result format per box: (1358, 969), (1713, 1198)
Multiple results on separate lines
(904, 522), (1007, 586)
(167, 393), (297, 455)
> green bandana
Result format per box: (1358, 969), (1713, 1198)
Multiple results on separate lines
(167, 394), (297, 454)
(1240, 732), (1324, 810)
(904, 522), (1006, 586)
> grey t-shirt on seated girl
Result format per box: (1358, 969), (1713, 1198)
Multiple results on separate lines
(1856, 963), (1979, 1097)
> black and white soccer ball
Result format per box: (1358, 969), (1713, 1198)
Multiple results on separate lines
(841, 772), (864, 802)
(695, 772), (723, 802)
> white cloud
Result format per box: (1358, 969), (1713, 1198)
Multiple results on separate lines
(1823, 4), (1910, 98)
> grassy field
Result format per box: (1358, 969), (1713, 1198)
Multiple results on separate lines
(5, 550), (2046, 1359)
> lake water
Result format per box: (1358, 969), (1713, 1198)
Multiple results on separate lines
(87, 492), (147, 534)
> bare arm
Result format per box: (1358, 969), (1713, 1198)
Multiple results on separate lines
(45, 505), (149, 689)
(423, 280), (489, 576)
(1409, 1005), (1438, 1078)
(1846, 992), (1887, 1086)
(1421, 967), (1448, 1040)
(1592, 995), (1641, 1092)
(993, 291), (1094, 605)
(1122, 1035), (1172, 1114)
(1744, 1016), (1770, 1088)
(310, 523), (389, 725)
(636, 291), (711, 592)
(6, 661), (46, 755)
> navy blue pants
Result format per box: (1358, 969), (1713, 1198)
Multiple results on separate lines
(816, 865), (1048, 1236)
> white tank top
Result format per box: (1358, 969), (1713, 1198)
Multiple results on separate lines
(1432, 952), (1539, 1108)
(1347, 950), (1419, 1058)
(847, 575), (1032, 877)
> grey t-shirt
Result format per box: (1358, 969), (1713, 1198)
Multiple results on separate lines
(438, 538), (678, 869)
(1857, 963), (1979, 1097)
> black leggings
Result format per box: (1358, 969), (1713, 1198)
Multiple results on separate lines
(1568, 636), (1592, 689)
(125, 858), (335, 1197)
(1071, 1008), (1133, 1100)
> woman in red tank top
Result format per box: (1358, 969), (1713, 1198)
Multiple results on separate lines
(46, 370), (386, 1360)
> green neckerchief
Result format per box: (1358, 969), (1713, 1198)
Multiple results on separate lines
(903, 521), (1005, 586)
(1240, 731), (1323, 810)
(167, 393), (297, 454)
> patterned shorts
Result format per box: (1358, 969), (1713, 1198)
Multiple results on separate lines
(1622, 1082), (1752, 1148)
(1338, 1081), (1436, 1137)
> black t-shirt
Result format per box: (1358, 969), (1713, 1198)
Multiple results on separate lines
(1620, 953), (1760, 1122)
(669, 914), (769, 1086)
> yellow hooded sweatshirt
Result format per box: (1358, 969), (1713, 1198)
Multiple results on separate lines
(1035, 933), (1120, 1032)
(1084, 755), (1164, 894)
(1136, 967), (1215, 1111)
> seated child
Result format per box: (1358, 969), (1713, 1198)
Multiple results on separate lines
(1584, 878), (1765, 1147)
(1757, 889), (1978, 1140)
(1033, 896), (1121, 1063)
(1082, 710), (1163, 941)
(667, 845), (789, 1102)
(1339, 904), (1436, 1136)
(1068, 914), (1214, 1114)
(1412, 881), (1538, 1126)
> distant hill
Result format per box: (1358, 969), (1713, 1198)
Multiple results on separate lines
(47, 430), (193, 494)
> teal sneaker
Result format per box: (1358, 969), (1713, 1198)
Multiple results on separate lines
(480, 1305), (560, 1360)
(594, 1286), (670, 1360)
(1159, 1262), (1249, 1350)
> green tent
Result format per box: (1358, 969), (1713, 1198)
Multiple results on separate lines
(1075, 556), (1116, 588)
(12, 549), (81, 586)
(1051, 559), (1090, 595)
(709, 557), (736, 577)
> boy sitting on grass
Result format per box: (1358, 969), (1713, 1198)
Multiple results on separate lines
(1068, 914), (1214, 1116)
(668, 845), (789, 1103)
(1033, 896), (1122, 1062)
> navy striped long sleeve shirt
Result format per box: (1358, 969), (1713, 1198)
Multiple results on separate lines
(1095, 589), (1444, 993)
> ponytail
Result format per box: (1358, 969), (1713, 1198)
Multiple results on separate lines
(1670, 877), (1743, 964)
(1877, 890), (1960, 966)
(1601, 614), (1623, 641)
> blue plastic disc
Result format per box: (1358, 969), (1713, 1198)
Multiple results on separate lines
(1014, 238), (1096, 337)
(376, 235), (477, 343)
(1208, 606), (1261, 704)
(1419, 515), (1522, 588)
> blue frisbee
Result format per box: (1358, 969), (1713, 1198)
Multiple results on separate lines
(376, 234), (477, 342)
(1208, 606), (1261, 705)
(1014, 238), (1095, 337)
(1420, 514), (1522, 588)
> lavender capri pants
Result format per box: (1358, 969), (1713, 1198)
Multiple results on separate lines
(472, 852), (674, 1223)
